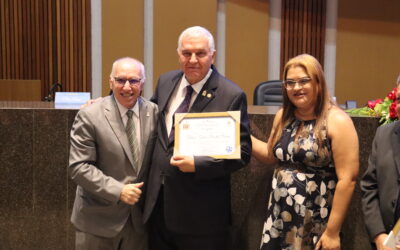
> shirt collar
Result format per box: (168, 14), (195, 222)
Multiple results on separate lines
(114, 96), (140, 118)
(182, 68), (213, 94)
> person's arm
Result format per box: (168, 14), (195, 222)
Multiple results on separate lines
(251, 109), (282, 165)
(315, 107), (359, 250)
(360, 125), (391, 250)
(69, 108), (142, 205)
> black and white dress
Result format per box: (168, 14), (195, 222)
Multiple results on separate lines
(260, 118), (337, 250)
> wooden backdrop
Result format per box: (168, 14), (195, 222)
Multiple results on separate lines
(281, 0), (326, 74)
(0, 0), (91, 100)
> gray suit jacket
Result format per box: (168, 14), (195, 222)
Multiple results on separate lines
(69, 95), (158, 237)
(361, 120), (400, 241)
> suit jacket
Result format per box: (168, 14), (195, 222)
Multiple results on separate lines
(143, 66), (252, 235)
(69, 95), (158, 237)
(361, 120), (400, 241)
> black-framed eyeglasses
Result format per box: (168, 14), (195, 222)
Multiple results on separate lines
(113, 77), (142, 86)
(283, 77), (311, 89)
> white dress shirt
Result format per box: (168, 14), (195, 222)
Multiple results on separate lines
(165, 69), (213, 135)
(115, 98), (141, 151)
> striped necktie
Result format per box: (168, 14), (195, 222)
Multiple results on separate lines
(126, 110), (140, 171)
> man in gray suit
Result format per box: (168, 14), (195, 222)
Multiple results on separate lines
(69, 57), (158, 250)
(361, 75), (400, 250)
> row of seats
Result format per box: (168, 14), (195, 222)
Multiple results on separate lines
(253, 80), (357, 109)
(253, 80), (283, 106)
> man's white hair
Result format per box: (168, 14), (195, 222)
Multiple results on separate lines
(177, 26), (215, 54)
(110, 57), (146, 82)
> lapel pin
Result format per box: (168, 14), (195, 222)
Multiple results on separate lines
(202, 90), (207, 96)
(207, 93), (212, 98)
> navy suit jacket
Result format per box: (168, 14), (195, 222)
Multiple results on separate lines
(143, 66), (251, 235)
(361, 120), (400, 241)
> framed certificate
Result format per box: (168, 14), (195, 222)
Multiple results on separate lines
(173, 111), (241, 159)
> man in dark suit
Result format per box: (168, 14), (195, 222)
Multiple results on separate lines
(361, 76), (400, 250)
(69, 57), (158, 250)
(142, 26), (251, 250)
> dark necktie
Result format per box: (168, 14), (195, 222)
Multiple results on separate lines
(169, 85), (194, 141)
(126, 110), (140, 171)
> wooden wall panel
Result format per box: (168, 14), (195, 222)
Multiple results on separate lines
(154, 0), (216, 91)
(336, 0), (400, 105)
(226, 0), (269, 105)
(102, 0), (144, 96)
(0, 0), (91, 101)
(281, 0), (326, 74)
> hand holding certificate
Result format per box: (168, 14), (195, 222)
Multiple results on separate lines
(384, 219), (400, 249)
(173, 111), (241, 159)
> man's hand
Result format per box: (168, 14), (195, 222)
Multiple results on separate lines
(170, 155), (195, 172)
(119, 182), (144, 205)
(374, 233), (391, 250)
(80, 97), (102, 109)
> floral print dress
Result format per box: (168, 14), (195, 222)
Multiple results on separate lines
(260, 118), (336, 250)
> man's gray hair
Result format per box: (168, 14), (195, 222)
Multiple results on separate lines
(110, 57), (146, 82)
(177, 26), (215, 54)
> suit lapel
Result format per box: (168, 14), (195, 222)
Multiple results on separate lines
(104, 96), (137, 173)
(159, 73), (182, 150)
(392, 121), (400, 176)
(189, 67), (218, 113)
(167, 68), (219, 145)
(138, 98), (150, 178)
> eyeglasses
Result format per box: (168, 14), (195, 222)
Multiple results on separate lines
(113, 77), (142, 86)
(283, 77), (311, 89)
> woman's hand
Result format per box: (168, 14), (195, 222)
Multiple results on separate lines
(315, 231), (340, 250)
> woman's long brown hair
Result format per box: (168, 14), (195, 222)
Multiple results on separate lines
(267, 54), (335, 157)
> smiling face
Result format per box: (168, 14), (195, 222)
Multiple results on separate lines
(178, 35), (215, 84)
(285, 66), (316, 112)
(109, 60), (144, 109)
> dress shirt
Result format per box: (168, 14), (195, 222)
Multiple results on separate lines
(166, 69), (212, 135)
(115, 98), (141, 148)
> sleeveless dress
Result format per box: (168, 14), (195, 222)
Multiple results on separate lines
(260, 118), (337, 250)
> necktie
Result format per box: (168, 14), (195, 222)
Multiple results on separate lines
(126, 110), (140, 171)
(169, 85), (194, 141)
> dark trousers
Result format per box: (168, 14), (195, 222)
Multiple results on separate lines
(148, 187), (229, 250)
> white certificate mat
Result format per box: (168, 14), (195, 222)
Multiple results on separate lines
(173, 111), (241, 159)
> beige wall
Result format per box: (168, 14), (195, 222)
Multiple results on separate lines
(101, 0), (268, 100)
(102, 0), (144, 95)
(154, 0), (216, 90)
(336, 0), (400, 105)
(226, 0), (269, 105)
(101, 0), (400, 106)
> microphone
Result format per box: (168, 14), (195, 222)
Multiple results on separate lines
(44, 82), (63, 101)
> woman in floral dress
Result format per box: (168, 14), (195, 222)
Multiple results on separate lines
(252, 54), (359, 250)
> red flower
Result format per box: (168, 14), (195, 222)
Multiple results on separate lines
(388, 88), (397, 101)
(390, 101), (397, 119)
(367, 98), (383, 109)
